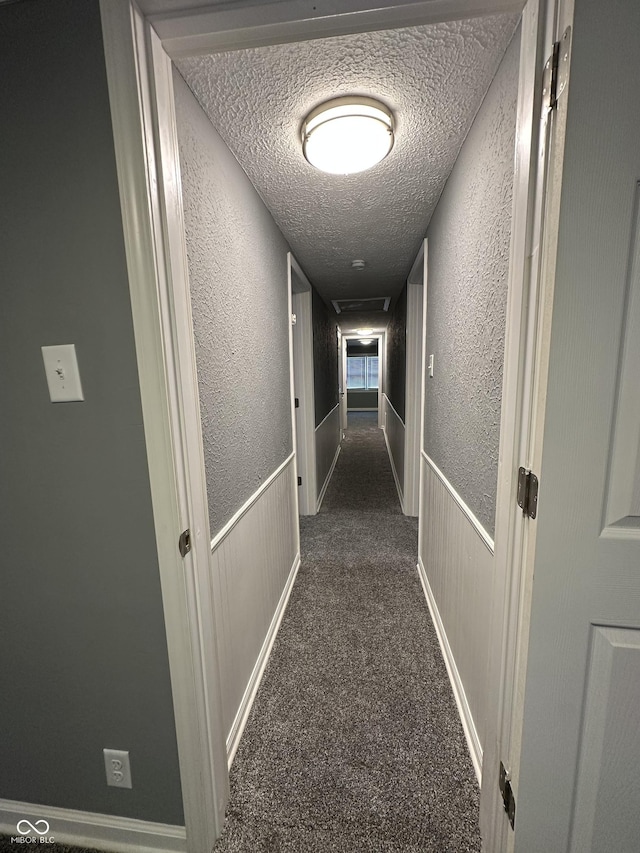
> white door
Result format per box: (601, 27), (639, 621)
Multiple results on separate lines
(514, 2), (640, 850)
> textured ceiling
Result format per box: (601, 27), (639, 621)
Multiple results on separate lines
(175, 14), (519, 318)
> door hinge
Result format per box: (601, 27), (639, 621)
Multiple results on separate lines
(178, 528), (191, 558)
(295, 397), (300, 408)
(297, 476), (302, 486)
(499, 762), (516, 830)
(517, 467), (539, 519)
(542, 26), (571, 114)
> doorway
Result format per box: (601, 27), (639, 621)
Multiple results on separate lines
(289, 253), (317, 515)
(99, 1), (551, 850)
(341, 333), (385, 434)
(345, 337), (380, 415)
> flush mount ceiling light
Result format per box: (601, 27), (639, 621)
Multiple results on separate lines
(302, 97), (394, 175)
(356, 328), (374, 336)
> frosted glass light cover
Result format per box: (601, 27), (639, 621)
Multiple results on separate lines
(302, 98), (394, 175)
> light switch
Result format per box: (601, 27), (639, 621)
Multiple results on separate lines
(428, 354), (434, 378)
(42, 344), (84, 402)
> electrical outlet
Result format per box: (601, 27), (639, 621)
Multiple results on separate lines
(103, 749), (132, 789)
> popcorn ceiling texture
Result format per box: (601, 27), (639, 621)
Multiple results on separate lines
(173, 70), (293, 537)
(424, 26), (520, 537)
(175, 14), (519, 305)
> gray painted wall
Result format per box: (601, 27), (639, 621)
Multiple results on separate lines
(423, 26), (520, 536)
(348, 390), (379, 409)
(0, 0), (183, 824)
(385, 286), (407, 422)
(312, 288), (339, 427)
(174, 70), (293, 537)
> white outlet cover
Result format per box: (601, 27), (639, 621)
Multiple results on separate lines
(41, 344), (84, 402)
(103, 748), (132, 789)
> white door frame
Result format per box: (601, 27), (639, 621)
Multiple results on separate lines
(377, 332), (386, 429)
(404, 242), (427, 517)
(337, 326), (346, 435)
(417, 239), (429, 557)
(480, 0), (564, 848)
(340, 335), (348, 432)
(342, 333), (384, 423)
(98, 0), (551, 850)
(289, 254), (317, 515)
(98, 4), (229, 851)
(498, 2), (577, 851)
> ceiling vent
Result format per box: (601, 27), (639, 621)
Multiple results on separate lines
(331, 297), (391, 314)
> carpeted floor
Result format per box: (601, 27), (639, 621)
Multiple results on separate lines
(0, 412), (481, 853)
(213, 412), (481, 852)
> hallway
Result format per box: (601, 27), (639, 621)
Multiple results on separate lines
(215, 413), (481, 852)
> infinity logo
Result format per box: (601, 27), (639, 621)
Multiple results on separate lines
(16, 819), (50, 836)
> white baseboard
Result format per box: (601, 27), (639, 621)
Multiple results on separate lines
(416, 557), (483, 785)
(316, 443), (341, 512)
(0, 799), (186, 853)
(382, 426), (405, 513)
(226, 552), (302, 766)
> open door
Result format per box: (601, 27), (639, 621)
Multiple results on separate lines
(507, 2), (640, 850)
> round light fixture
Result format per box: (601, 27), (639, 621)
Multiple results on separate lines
(302, 97), (394, 175)
(359, 338), (374, 345)
(356, 328), (374, 336)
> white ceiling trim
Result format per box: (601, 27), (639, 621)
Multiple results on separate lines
(149, 0), (524, 58)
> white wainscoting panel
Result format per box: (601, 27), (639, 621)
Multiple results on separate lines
(0, 799), (185, 853)
(417, 452), (494, 782)
(315, 403), (341, 511)
(226, 552), (300, 765)
(382, 394), (405, 511)
(211, 454), (299, 746)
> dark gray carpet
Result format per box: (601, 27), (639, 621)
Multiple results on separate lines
(214, 412), (481, 852)
(0, 413), (481, 853)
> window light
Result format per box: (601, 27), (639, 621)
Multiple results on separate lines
(302, 97), (394, 175)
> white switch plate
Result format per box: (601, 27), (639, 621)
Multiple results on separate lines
(103, 748), (132, 789)
(428, 354), (434, 378)
(41, 344), (84, 402)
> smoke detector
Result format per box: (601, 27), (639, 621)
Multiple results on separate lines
(351, 259), (366, 271)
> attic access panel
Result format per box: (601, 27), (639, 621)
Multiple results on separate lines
(331, 296), (391, 314)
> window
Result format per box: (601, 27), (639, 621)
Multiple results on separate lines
(347, 355), (378, 390)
